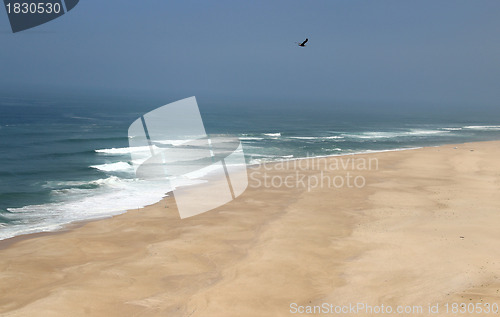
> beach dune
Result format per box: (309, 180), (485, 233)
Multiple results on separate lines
(1, 141), (500, 316)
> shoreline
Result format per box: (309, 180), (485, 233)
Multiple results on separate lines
(0, 143), (434, 248)
(0, 194), (173, 250)
(0, 142), (460, 247)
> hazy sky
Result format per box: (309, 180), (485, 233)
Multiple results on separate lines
(1, 0), (499, 110)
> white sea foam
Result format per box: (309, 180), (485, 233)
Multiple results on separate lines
(264, 133), (281, 137)
(1, 147), (251, 240)
(343, 129), (450, 139)
(239, 137), (265, 140)
(289, 136), (317, 140)
(90, 162), (133, 172)
(408, 129), (448, 135)
(288, 136), (344, 140)
(95, 146), (149, 155)
(463, 125), (500, 131)
(1, 177), (177, 240)
(247, 146), (421, 165)
(44, 176), (126, 188)
(2, 159), (241, 240)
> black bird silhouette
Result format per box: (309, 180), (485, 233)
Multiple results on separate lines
(297, 38), (308, 47)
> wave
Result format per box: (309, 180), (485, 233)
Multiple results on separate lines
(96, 140), (194, 155)
(407, 129), (450, 135)
(342, 129), (450, 139)
(239, 137), (264, 141)
(463, 125), (500, 131)
(263, 133), (281, 137)
(90, 162), (133, 172)
(323, 136), (344, 139)
(2, 177), (174, 240)
(288, 136), (344, 140)
(247, 147), (422, 165)
(95, 146), (151, 155)
(289, 136), (322, 140)
(248, 153), (286, 158)
(44, 176), (127, 190)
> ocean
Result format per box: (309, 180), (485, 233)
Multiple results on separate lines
(1, 94), (500, 240)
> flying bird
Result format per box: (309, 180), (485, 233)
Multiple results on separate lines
(297, 38), (308, 47)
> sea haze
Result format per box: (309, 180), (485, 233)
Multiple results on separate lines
(1, 94), (500, 240)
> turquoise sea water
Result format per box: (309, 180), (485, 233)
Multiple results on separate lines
(1, 94), (500, 240)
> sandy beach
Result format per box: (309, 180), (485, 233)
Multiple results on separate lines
(1, 141), (500, 316)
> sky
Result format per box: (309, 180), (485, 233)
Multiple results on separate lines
(1, 0), (500, 113)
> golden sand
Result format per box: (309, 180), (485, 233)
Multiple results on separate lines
(1, 141), (499, 316)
